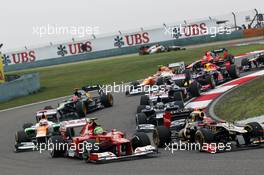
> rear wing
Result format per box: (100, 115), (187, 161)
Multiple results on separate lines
(169, 108), (193, 121)
(82, 85), (101, 92)
(60, 118), (89, 131)
(168, 61), (185, 69)
(211, 48), (227, 54)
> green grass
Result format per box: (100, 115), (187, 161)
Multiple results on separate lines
(214, 76), (264, 121)
(1, 44), (264, 110)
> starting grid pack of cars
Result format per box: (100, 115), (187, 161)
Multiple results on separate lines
(14, 48), (264, 163)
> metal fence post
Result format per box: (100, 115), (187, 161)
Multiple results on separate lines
(232, 12), (237, 30)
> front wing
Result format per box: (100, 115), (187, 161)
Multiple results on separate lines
(87, 145), (157, 163)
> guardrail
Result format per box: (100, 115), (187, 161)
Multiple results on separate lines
(0, 73), (40, 102)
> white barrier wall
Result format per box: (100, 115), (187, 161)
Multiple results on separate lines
(0, 73), (40, 102)
(2, 19), (221, 66)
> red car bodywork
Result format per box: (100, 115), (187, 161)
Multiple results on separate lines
(55, 119), (156, 163)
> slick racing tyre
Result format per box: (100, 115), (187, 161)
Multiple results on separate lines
(22, 122), (33, 130)
(245, 122), (263, 137)
(229, 64), (240, 79)
(49, 135), (66, 158)
(15, 131), (30, 143)
(101, 93), (114, 107)
(172, 92), (184, 109)
(140, 95), (150, 105)
(44, 106), (54, 110)
(131, 132), (151, 150)
(195, 128), (214, 149)
(241, 58), (251, 70)
(208, 76), (216, 89)
(172, 91), (183, 101)
(153, 126), (171, 148)
(137, 105), (146, 113)
(156, 77), (164, 86)
(82, 139), (97, 163)
(76, 101), (87, 118)
(136, 113), (148, 125)
(131, 81), (140, 87)
(189, 81), (201, 97)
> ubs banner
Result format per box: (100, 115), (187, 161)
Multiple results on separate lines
(3, 19), (221, 66)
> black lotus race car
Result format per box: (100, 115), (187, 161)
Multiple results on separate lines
(57, 86), (114, 118)
(153, 109), (264, 153)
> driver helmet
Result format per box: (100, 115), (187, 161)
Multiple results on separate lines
(74, 88), (79, 92)
(94, 126), (104, 135)
(158, 65), (163, 71)
(204, 63), (212, 71)
(205, 52), (213, 62)
(175, 67), (182, 74)
(41, 113), (48, 120)
(190, 111), (204, 122)
(39, 119), (48, 126)
(205, 51), (211, 57)
(156, 102), (164, 109)
(86, 92), (92, 100)
(71, 95), (79, 102)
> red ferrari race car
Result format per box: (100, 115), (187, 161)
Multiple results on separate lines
(48, 118), (157, 163)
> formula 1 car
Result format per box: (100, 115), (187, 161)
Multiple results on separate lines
(187, 49), (240, 87)
(136, 91), (193, 132)
(140, 77), (200, 104)
(241, 51), (264, 71)
(160, 62), (205, 94)
(48, 118), (157, 163)
(57, 86), (113, 118)
(125, 65), (175, 96)
(125, 76), (164, 96)
(14, 107), (60, 152)
(139, 44), (166, 55)
(126, 63), (200, 97)
(153, 109), (264, 153)
(139, 44), (185, 55)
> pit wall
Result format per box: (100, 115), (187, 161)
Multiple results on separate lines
(0, 73), (40, 102)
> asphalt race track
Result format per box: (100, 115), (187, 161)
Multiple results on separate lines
(0, 70), (264, 175)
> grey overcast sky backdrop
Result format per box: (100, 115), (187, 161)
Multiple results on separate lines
(0, 0), (263, 50)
